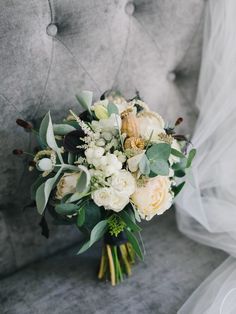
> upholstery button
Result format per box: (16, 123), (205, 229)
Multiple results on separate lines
(46, 23), (58, 37)
(167, 72), (176, 82)
(125, 1), (135, 16)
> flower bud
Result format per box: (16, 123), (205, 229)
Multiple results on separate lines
(16, 118), (33, 130)
(175, 117), (183, 126)
(12, 149), (23, 155)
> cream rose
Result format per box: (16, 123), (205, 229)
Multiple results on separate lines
(137, 111), (165, 141)
(92, 187), (129, 212)
(131, 176), (173, 220)
(56, 172), (81, 200)
(109, 170), (136, 196)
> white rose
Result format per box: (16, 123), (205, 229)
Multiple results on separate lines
(127, 151), (145, 172)
(137, 111), (165, 141)
(85, 147), (105, 166)
(92, 187), (113, 208)
(131, 176), (173, 220)
(109, 170), (136, 196)
(56, 172), (81, 200)
(98, 154), (122, 177)
(92, 187), (129, 212)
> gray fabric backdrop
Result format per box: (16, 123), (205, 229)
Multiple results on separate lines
(0, 0), (204, 277)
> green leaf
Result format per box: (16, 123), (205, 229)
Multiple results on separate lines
(76, 91), (93, 115)
(125, 229), (143, 260)
(171, 148), (185, 159)
(76, 206), (85, 227)
(31, 176), (46, 200)
(139, 154), (150, 175)
(82, 201), (102, 232)
(174, 170), (186, 178)
(77, 220), (108, 254)
(55, 203), (79, 215)
(119, 211), (142, 233)
(172, 159), (187, 170)
(150, 159), (169, 176)
(107, 103), (119, 116)
(76, 171), (89, 193)
(67, 152), (75, 165)
(186, 148), (196, 168)
(35, 168), (62, 215)
(172, 181), (186, 197)
(146, 143), (171, 161)
(53, 124), (76, 136)
(39, 112), (63, 163)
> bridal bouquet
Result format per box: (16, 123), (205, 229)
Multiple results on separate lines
(14, 91), (195, 285)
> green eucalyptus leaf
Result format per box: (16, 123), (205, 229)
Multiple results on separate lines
(55, 203), (79, 215)
(119, 210), (142, 233)
(77, 220), (108, 254)
(171, 148), (185, 159)
(139, 154), (150, 175)
(76, 91), (93, 115)
(36, 168), (62, 215)
(31, 176), (46, 200)
(53, 124), (76, 136)
(77, 207), (85, 227)
(186, 148), (196, 168)
(172, 158), (188, 170)
(172, 181), (186, 197)
(150, 159), (169, 176)
(174, 169), (186, 178)
(81, 200), (102, 232)
(125, 229), (143, 260)
(67, 152), (75, 165)
(107, 103), (119, 116)
(39, 112), (63, 163)
(146, 143), (171, 161)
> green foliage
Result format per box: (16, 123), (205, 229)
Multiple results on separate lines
(75, 91), (93, 115)
(139, 154), (150, 175)
(146, 143), (171, 176)
(78, 200), (102, 233)
(149, 159), (169, 176)
(107, 103), (119, 116)
(186, 148), (196, 168)
(76, 207), (85, 227)
(146, 143), (171, 161)
(119, 211), (141, 233)
(31, 176), (46, 200)
(77, 220), (108, 254)
(55, 203), (79, 215)
(125, 229), (143, 260)
(171, 148), (185, 159)
(39, 111), (63, 163)
(53, 124), (76, 136)
(172, 181), (186, 197)
(36, 168), (62, 215)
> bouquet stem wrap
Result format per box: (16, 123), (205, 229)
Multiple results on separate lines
(98, 232), (135, 285)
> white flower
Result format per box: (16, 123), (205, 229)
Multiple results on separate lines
(99, 154), (122, 177)
(56, 172), (81, 200)
(109, 170), (136, 196)
(94, 114), (121, 133)
(92, 187), (129, 212)
(85, 147), (105, 165)
(127, 151), (145, 172)
(131, 176), (173, 220)
(137, 111), (165, 141)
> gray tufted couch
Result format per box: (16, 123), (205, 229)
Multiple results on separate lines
(0, 1), (226, 313)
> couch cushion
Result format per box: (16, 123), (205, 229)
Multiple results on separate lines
(0, 211), (226, 314)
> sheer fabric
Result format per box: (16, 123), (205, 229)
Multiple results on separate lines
(176, 0), (236, 312)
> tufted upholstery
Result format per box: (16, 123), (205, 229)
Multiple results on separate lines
(0, 0), (205, 277)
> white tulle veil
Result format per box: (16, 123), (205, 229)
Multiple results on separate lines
(176, 0), (236, 312)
